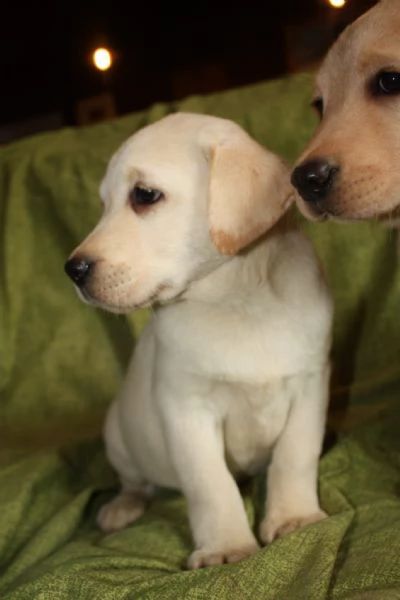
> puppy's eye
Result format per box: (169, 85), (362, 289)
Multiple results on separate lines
(373, 72), (400, 95)
(129, 185), (164, 212)
(311, 97), (324, 118)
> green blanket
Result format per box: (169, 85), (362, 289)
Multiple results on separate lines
(1, 72), (400, 599)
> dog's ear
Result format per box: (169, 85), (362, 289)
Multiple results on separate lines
(206, 131), (294, 255)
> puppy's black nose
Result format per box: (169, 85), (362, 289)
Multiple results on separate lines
(64, 257), (93, 286)
(291, 159), (339, 203)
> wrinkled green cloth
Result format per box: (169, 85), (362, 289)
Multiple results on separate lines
(1, 72), (400, 599)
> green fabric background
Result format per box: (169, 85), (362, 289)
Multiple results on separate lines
(1, 72), (400, 598)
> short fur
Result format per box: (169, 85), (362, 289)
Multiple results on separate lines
(67, 113), (333, 568)
(293, 0), (400, 223)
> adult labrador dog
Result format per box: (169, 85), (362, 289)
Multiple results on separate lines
(292, 0), (400, 224)
(65, 113), (332, 568)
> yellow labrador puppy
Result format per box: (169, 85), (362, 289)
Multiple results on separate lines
(291, 0), (400, 223)
(65, 113), (333, 569)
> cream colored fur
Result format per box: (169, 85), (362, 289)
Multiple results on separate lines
(293, 0), (400, 223)
(68, 113), (333, 569)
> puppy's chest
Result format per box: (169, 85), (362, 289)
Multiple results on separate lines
(220, 378), (293, 476)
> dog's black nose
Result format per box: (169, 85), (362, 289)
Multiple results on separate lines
(64, 257), (93, 287)
(291, 159), (339, 203)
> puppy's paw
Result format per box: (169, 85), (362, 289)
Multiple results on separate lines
(97, 493), (146, 533)
(187, 542), (260, 570)
(260, 509), (327, 544)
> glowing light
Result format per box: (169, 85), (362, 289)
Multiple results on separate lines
(92, 48), (112, 71)
(328, 0), (346, 7)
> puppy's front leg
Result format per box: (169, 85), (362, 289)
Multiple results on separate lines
(260, 365), (330, 544)
(163, 404), (259, 569)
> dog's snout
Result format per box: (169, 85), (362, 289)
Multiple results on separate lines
(291, 159), (339, 203)
(64, 256), (93, 287)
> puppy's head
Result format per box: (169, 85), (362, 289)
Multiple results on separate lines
(292, 0), (400, 222)
(65, 113), (293, 314)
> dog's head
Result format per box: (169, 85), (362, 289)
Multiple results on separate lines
(291, 0), (400, 222)
(65, 113), (293, 314)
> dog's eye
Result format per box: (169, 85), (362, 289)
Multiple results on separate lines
(311, 97), (324, 118)
(374, 72), (400, 95)
(129, 185), (164, 212)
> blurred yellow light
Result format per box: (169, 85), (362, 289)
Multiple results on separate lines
(93, 48), (112, 71)
(328, 0), (346, 7)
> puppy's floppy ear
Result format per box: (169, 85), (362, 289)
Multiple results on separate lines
(206, 130), (294, 255)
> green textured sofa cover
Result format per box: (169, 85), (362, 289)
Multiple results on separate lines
(1, 73), (400, 599)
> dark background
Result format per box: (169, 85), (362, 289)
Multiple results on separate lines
(0, 0), (376, 142)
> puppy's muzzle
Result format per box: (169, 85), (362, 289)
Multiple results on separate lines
(291, 159), (339, 207)
(64, 256), (94, 287)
